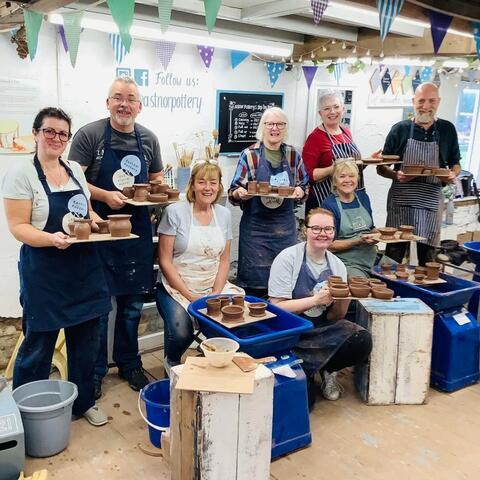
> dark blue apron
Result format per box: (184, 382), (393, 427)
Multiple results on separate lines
(19, 156), (111, 332)
(237, 144), (296, 289)
(291, 246), (361, 371)
(91, 122), (153, 296)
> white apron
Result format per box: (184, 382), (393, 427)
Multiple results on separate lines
(162, 204), (243, 310)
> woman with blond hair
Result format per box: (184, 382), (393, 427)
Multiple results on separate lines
(156, 161), (242, 372)
(229, 107), (309, 298)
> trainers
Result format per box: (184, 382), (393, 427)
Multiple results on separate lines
(118, 368), (150, 391)
(84, 405), (108, 427)
(320, 370), (344, 401)
(94, 381), (102, 401)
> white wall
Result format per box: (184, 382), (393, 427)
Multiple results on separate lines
(0, 25), (462, 317)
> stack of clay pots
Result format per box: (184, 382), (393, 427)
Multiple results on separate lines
(247, 181), (295, 196)
(122, 182), (176, 203)
(328, 275), (394, 299)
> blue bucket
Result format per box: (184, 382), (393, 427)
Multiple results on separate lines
(139, 379), (170, 448)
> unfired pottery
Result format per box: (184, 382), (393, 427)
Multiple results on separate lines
(349, 285), (370, 298)
(217, 296), (230, 308)
(377, 227), (397, 240)
(399, 225), (415, 240)
(330, 286), (350, 298)
(380, 263), (392, 273)
(133, 184), (150, 202)
(258, 182), (270, 195)
(277, 186), (290, 197)
(425, 262), (441, 280)
(396, 264), (406, 272)
(414, 266), (427, 275)
(247, 181), (258, 194)
(248, 302), (267, 317)
(221, 305), (244, 322)
(372, 287), (394, 300)
(68, 222), (76, 237)
(107, 214), (132, 237)
(74, 218), (92, 240)
(122, 186), (135, 199)
(395, 271), (409, 280)
(96, 220), (110, 234)
(206, 298), (221, 315)
(147, 193), (168, 203)
(403, 165), (423, 175)
(232, 295), (245, 306)
(414, 274), (425, 284)
(166, 189), (180, 200)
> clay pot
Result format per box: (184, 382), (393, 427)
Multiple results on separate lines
(330, 286), (350, 298)
(369, 279), (386, 288)
(399, 225), (415, 240)
(248, 302), (267, 317)
(395, 271), (410, 281)
(380, 263), (392, 274)
(328, 275), (343, 285)
(433, 168), (450, 176)
(414, 274), (425, 284)
(166, 188), (180, 200)
(217, 296), (230, 308)
(377, 227), (397, 240)
(372, 287), (394, 300)
(414, 266), (427, 275)
(258, 182), (270, 195)
(96, 220), (110, 234)
(403, 164), (424, 175)
(270, 186), (278, 194)
(132, 184), (149, 202)
(107, 214), (132, 237)
(147, 193), (168, 203)
(425, 262), (441, 280)
(349, 277), (369, 285)
(122, 186), (135, 199)
(221, 305), (244, 322)
(68, 222), (76, 237)
(206, 298), (221, 316)
(149, 180), (169, 194)
(232, 295), (245, 306)
(247, 181), (258, 194)
(278, 185), (290, 197)
(74, 218), (92, 240)
(349, 284), (370, 298)
(396, 264), (406, 272)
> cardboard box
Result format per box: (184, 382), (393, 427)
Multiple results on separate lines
(472, 231), (480, 241)
(457, 232), (473, 244)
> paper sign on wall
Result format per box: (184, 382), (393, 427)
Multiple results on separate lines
(370, 68), (381, 93)
(381, 68), (392, 93)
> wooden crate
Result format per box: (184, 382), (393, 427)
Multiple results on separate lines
(355, 298), (434, 405)
(170, 364), (274, 480)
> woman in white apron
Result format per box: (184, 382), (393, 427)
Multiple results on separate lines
(156, 161), (243, 373)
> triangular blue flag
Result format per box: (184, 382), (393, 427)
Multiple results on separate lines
(267, 62), (285, 87)
(231, 50), (249, 69)
(377, 0), (405, 42)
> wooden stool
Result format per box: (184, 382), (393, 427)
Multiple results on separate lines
(5, 330), (68, 381)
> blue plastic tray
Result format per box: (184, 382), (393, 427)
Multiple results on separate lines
(371, 266), (480, 311)
(188, 296), (313, 358)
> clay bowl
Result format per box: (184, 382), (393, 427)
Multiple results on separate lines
(396, 264), (406, 272)
(414, 274), (426, 284)
(414, 266), (427, 275)
(377, 227), (397, 240)
(403, 165), (424, 175)
(96, 220), (110, 234)
(73, 218), (92, 240)
(248, 302), (268, 317)
(247, 181), (258, 194)
(433, 168), (450, 176)
(201, 338), (239, 368)
(206, 298), (222, 316)
(122, 186), (135, 199)
(258, 182), (270, 194)
(149, 180), (168, 194)
(349, 284), (370, 298)
(232, 295), (245, 306)
(107, 214), (132, 237)
(147, 193), (168, 203)
(156, 183), (170, 194)
(277, 185), (290, 197)
(380, 263), (392, 273)
(330, 282), (348, 289)
(166, 188), (180, 200)
(369, 279), (386, 288)
(330, 286), (350, 298)
(221, 305), (244, 323)
(349, 276), (369, 284)
(133, 184), (150, 202)
(399, 225), (415, 240)
(217, 295), (230, 308)
(425, 262), (441, 280)
(371, 287), (394, 300)
(395, 271), (410, 281)
(328, 275), (343, 285)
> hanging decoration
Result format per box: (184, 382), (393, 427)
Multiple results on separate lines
(109, 33), (128, 65)
(158, 0), (173, 33)
(420, 66), (433, 82)
(402, 73), (413, 94)
(473, 22), (480, 59)
(58, 26), (68, 53)
(391, 70), (403, 95)
(155, 40), (176, 70)
(412, 70), (421, 91)
(427, 10), (453, 54)
(333, 63), (344, 85)
(204, 0), (222, 33)
(197, 45), (215, 68)
(23, 9), (43, 61)
(311, 0), (329, 25)
(267, 62), (285, 87)
(107, 0), (135, 52)
(369, 68), (381, 93)
(62, 11), (83, 68)
(432, 70), (441, 87)
(231, 50), (250, 69)
(377, 0), (405, 42)
(302, 66), (318, 89)
(381, 67), (392, 93)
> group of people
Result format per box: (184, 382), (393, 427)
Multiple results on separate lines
(2, 78), (461, 422)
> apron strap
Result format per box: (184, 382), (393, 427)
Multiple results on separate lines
(33, 156), (84, 196)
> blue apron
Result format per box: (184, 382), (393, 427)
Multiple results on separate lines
(237, 144), (296, 289)
(19, 156), (111, 332)
(91, 122), (154, 296)
(291, 247), (361, 371)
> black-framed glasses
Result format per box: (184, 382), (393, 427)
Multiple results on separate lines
(37, 128), (71, 142)
(264, 121), (287, 130)
(306, 225), (335, 234)
(108, 95), (141, 105)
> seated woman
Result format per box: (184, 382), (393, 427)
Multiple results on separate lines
(156, 161), (243, 374)
(322, 160), (382, 278)
(268, 208), (372, 407)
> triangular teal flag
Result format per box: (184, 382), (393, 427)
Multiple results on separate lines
(62, 11), (83, 67)
(158, 0), (173, 33)
(107, 0), (134, 52)
(231, 50), (249, 69)
(23, 10), (43, 61)
(204, 0), (222, 33)
(267, 62), (284, 87)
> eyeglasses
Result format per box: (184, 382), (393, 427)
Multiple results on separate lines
(264, 122), (287, 130)
(306, 225), (335, 234)
(37, 128), (71, 142)
(108, 96), (141, 105)
(321, 105), (342, 112)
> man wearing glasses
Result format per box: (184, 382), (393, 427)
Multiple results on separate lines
(69, 76), (163, 398)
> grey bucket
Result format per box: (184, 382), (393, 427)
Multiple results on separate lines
(12, 379), (78, 458)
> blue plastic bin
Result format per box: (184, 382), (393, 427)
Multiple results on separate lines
(188, 296), (313, 358)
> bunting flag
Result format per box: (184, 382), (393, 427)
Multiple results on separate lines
(334, 63), (343, 85)
(24, 9), (43, 61)
(302, 66), (318, 89)
(427, 10), (453, 54)
(404, 65), (410, 76)
(412, 70), (421, 92)
(432, 70), (441, 87)
(197, 45), (214, 68)
(369, 68), (381, 93)
(473, 22), (480, 58)
(391, 70), (403, 95)
(231, 50), (249, 69)
(377, 0), (405, 42)
(107, 0), (134, 52)
(158, 0), (173, 33)
(267, 62), (285, 87)
(311, 0), (329, 25)
(420, 66), (433, 82)
(58, 26), (68, 53)
(155, 40), (176, 70)
(109, 33), (128, 65)
(204, 0), (222, 33)
(62, 11), (83, 68)
(402, 74), (412, 94)
(381, 67), (392, 93)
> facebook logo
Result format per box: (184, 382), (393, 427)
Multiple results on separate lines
(134, 69), (149, 86)
(116, 67), (131, 77)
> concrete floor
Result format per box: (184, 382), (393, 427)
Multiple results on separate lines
(24, 352), (480, 480)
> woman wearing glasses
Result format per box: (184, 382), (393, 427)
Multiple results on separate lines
(157, 161), (243, 373)
(302, 91), (363, 215)
(2, 107), (111, 426)
(268, 208), (371, 407)
(229, 107), (309, 298)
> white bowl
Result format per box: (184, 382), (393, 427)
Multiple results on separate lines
(200, 337), (240, 368)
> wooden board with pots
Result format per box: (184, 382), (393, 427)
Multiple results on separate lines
(403, 173), (450, 179)
(244, 192), (297, 200)
(358, 159), (403, 166)
(368, 232), (426, 244)
(125, 199), (178, 207)
(66, 233), (139, 244)
(381, 270), (446, 286)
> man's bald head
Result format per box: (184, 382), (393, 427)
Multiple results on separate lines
(413, 82), (440, 126)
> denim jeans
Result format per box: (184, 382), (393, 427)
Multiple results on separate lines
(155, 283), (193, 364)
(94, 293), (144, 383)
(13, 317), (100, 416)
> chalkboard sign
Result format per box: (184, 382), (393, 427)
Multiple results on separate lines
(216, 90), (284, 154)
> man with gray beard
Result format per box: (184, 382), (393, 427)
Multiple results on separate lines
(376, 82), (460, 266)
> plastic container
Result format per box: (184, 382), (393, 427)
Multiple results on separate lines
(139, 379), (170, 448)
(12, 379), (78, 458)
(188, 296), (313, 358)
(200, 338), (239, 367)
